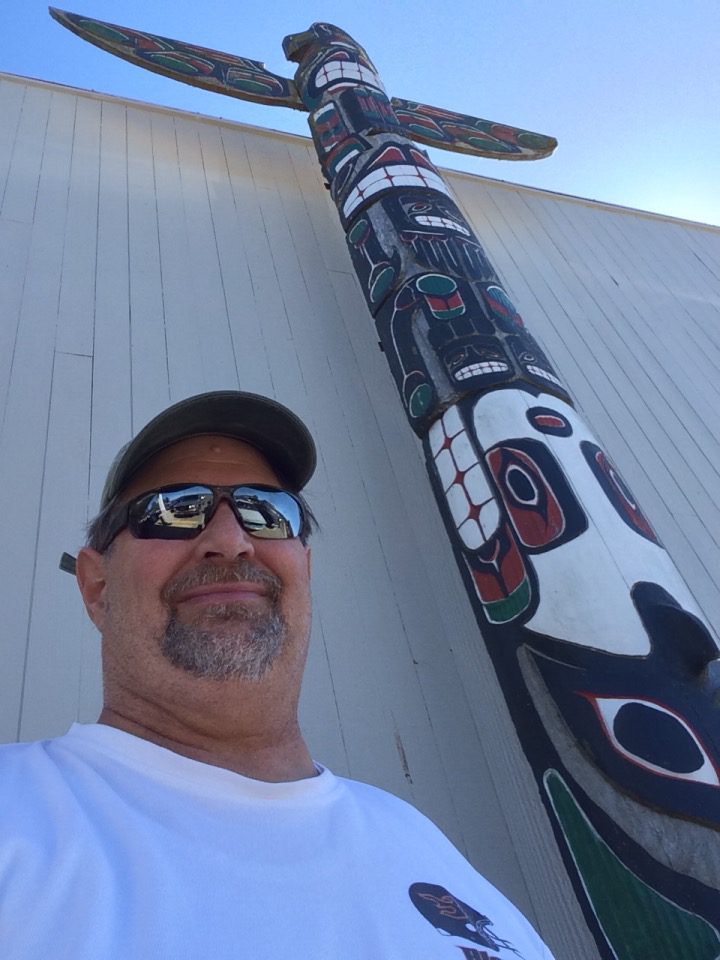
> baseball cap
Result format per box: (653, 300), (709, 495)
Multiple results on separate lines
(59, 391), (316, 575)
(100, 390), (317, 507)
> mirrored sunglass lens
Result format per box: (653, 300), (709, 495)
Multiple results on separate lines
(233, 487), (302, 539)
(133, 486), (214, 536)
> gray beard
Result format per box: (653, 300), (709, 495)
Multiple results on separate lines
(161, 562), (286, 681)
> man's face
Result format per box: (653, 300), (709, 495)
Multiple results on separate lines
(77, 436), (312, 702)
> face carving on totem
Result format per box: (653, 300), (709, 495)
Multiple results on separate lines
(479, 285), (568, 398)
(312, 49), (383, 96)
(523, 583), (720, 809)
(415, 275), (510, 388)
(283, 23), (385, 108)
(379, 193), (496, 284)
(473, 388), (710, 651)
(426, 387), (714, 653)
(396, 194), (471, 237)
(440, 337), (511, 385)
(387, 275), (515, 402)
(337, 141), (451, 222)
(506, 334), (564, 392)
(518, 581), (720, 900)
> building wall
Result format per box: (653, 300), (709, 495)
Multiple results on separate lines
(1, 72), (718, 959)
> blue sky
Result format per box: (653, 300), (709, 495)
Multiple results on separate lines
(4, 1), (719, 226)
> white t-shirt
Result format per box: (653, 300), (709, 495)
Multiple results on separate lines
(0, 724), (554, 959)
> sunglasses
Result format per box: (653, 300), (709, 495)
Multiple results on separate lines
(104, 483), (304, 547)
(59, 484), (305, 576)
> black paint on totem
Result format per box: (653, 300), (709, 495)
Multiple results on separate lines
(49, 10), (720, 956)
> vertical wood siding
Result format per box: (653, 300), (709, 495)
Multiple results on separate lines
(2, 73), (718, 960)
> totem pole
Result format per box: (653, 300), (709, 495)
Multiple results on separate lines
(50, 10), (720, 958)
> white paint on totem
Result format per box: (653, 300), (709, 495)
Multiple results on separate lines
(450, 429), (479, 473)
(471, 389), (715, 655)
(314, 60), (385, 93)
(343, 165), (450, 218)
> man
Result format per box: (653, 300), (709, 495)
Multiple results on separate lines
(1, 391), (555, 959)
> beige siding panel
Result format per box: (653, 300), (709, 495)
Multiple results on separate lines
(86, 100), (132, 513)
(0, 218), (31, 412)
(19, 351), (93, 741)
(56, 94), (100, 358)
(0, 79), (26, 213)
(0, 83), (50, 225)
(216, 126), (283, 394)
(0, 215), (32, 740)
(148, 110), (204, 403)
(126, 105), (172, 425)
(0, 86), (74, 741)
(241, 132), (313, 405)
(287, 140), (355, 275)
(172, 117), (239, 392)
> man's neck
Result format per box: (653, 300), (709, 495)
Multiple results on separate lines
(97, 705), (318, 783)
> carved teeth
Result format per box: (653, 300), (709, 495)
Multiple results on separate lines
(429, 408), (501, 550)
(527, 365), (562, 386)
(414, 216), (470, 235)
(344, 165), (450, 218)
(315, 61), (384, 92)
(455, 362), (509, 380)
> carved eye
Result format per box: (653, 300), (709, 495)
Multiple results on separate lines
(584, 694), (720, 787)
(527, 406), (573, 437)
(486, 445), (565, 548)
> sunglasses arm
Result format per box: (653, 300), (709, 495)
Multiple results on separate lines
(59, 552), (78, 576)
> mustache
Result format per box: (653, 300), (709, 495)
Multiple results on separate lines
(161, 560), (282, 606)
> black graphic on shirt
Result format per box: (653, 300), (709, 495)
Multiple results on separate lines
(409, 882), (524, 957)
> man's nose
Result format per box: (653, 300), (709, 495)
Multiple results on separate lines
(196, 501), (256, 559)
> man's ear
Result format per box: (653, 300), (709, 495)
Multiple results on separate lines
(75, 547), (109, 630)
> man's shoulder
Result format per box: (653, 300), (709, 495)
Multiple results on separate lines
(334, 773), (429, 817)
(332, 773), (468, 857)
(0, 735), (55, 767)
(0, 734), (67, 781)
(0, 736), (67, 832)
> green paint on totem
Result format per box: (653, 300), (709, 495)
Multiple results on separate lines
(149, 55), (202, 76)
(415, 274), (456, 295)
(227, 78), (277, 95)
(84, 22), (129, 43)
(406, 123), (445, 142)
(415, 274), (465, 320)
(468, 137), (515, 154)
(370, 266), (396, 304)
(484, 577), (531, 623)
(347, 220), (367, 244)
(518, 132), (551, 149)
(544, 770), (720, 960)
(408, 383), (432, 418)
